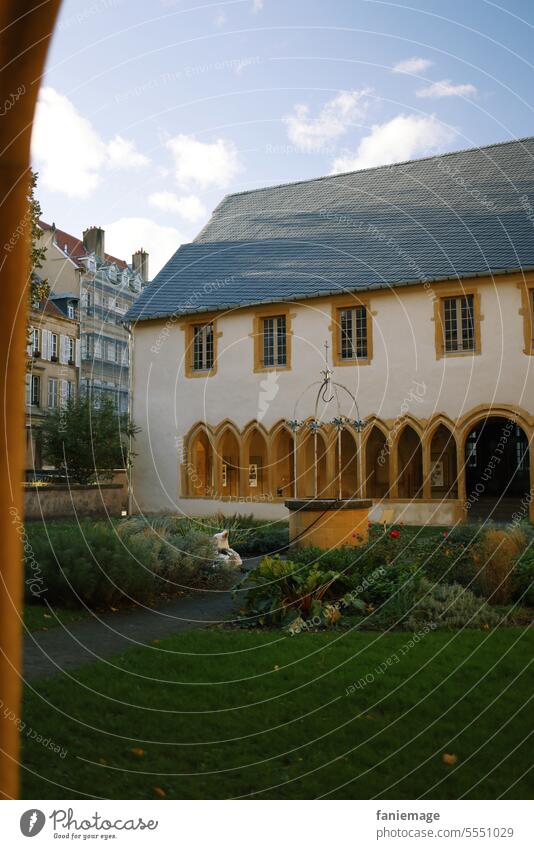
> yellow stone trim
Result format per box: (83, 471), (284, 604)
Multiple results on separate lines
(180, 313), (221, 378)
(432, 284), (483, 360)
(518, 277), (534, 355)
(329, 295), (373, 367)
(250, 305), (294, 373)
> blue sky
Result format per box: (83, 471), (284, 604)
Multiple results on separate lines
(32, 0), (534, 275)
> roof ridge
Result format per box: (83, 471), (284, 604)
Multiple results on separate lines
(220, 135), (534, 201)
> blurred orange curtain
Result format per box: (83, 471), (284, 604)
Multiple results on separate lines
(0, 0), (61, 799)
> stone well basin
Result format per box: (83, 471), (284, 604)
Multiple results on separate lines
(284, 498), (372, 550)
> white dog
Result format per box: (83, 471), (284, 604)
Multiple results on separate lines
(213, 530), (243, 569)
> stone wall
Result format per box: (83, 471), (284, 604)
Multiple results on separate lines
(24, 480), (128, 520)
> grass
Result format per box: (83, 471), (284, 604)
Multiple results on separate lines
(24, 604), (92, 633)
(21, 626), (534, 800)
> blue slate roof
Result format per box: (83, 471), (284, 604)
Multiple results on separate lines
(127, 137), (534, 323)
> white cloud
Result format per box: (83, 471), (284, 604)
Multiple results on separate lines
(416, 79), (477, 99)
(252, 0), (264, 11)
(32, 87), (106, 198)
(31, 87), (149, 198)
(166, 134), (241, 189)
(213, 11), (227, 27)
(148, 191), (207, 222)
(106, 135), (150, 169)
(285, 89), (371, 152)
(104, 217), (186, 277)
(392, 57), (433, 74)
(331, 114), (454, 173)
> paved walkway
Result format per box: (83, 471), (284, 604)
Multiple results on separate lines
(23, 556), (262, 682)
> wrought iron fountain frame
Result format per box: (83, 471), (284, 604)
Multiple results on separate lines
(285, 341), (368, 500)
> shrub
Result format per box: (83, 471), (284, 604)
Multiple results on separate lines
(472, 528), (527, 604)
(118, 518), (232, 590)
(406, 578), (502, 630)
(119, 513), (288, 556)
(160, 530), (219, 586)
(512, 548), (534, 606)
(25, 521), (156, 607)
(238, 555), (361, 626)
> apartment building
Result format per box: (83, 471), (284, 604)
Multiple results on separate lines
(25, 298), (79, 473)
(38, 222), (148, 414)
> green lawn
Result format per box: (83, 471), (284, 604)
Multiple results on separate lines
(24, 604), (92, 633)
(21, 626), (533, 799)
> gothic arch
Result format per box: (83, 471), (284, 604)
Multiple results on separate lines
(396, 423), (423, 499)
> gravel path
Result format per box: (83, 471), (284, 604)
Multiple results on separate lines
(23, 556), (262, 682)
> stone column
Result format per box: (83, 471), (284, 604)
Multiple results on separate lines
(422, 433), (433, 499)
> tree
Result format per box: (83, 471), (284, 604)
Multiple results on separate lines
(38, 394), (138, 485)
(27, 169), (49, 305)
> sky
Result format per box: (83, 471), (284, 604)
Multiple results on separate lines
(32, 0), (534, 277)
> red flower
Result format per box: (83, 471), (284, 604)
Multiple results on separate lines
(443, 531), (449, 539)
(390, 529), (401, 539)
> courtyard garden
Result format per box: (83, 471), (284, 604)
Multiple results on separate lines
(20, 514), (534, 799)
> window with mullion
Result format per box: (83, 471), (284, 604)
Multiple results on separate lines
(262, 315), (286, 367)
(443, 295), (475, 352)
(339, 306), (368, 360)
(192, 322), (214, 371)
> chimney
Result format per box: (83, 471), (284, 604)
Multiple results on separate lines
(132, 248), (149, 284)
(83, 226), (105, 260)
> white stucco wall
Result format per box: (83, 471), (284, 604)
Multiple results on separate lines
(130, 273), (534, 514)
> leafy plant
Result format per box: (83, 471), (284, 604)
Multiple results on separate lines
(238, 555), (356, 626)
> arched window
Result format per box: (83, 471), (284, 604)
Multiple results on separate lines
(245, 427), (269, 496)
(218, 428), (240, 497)
(430, 424), (458, 498)
(272, 427), (294, 497)
(336, 428), (358, 497)
(397, 425), (423, 498)
(365, 426), (389, 498)
(188, 429), (213, 496)
(299, 428), (328, 497)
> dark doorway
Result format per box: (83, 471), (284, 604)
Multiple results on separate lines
(465, 417), (530, 520)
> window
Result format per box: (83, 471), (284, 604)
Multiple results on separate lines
(94, 338), (102, 359)
(339, 306), (368, 360)
(31, 375), (41, 407)
(50, 333), (58, 360)
(262, 315), (287, 367)
(331, 299), (372, 366)
(442, 295), (475, 353)
(192, 323), (214, 371)
(47, 378), (58, 408)
(63, 380), (74, 405)
(466, 431), (477, 468)
(31, 327), (40, 354)
(67, 337), (75, 363)
(67, 302), (76, 319)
